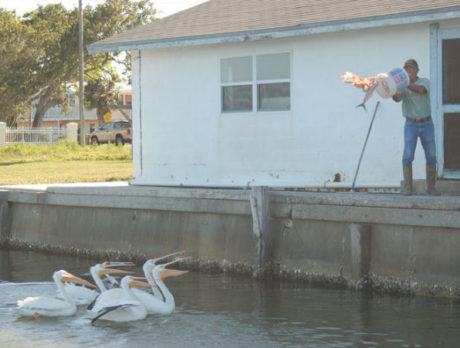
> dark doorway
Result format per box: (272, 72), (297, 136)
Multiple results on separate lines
(442, 39), (460, 170)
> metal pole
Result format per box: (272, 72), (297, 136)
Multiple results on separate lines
(78, 0), (85, 145)
(351, 101), (381, 192)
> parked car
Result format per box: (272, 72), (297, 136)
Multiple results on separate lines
(89, 121), (132, 145)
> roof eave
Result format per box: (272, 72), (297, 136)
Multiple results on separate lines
(87, 7), (460, 54)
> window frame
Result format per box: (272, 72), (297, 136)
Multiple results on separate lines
(220, 56), (253, 113)
(220, 52), (291, 114)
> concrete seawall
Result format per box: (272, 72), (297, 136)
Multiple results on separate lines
(1, 183), (460, 298)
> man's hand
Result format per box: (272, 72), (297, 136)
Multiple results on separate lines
(393, 92), (402, 102)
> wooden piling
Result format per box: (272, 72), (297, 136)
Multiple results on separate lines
(250, 186), (272, 277)
(350, 223), (371, 284)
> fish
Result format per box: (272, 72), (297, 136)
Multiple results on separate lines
(339, 72), (385, 110)
(355, 83), (379, 111)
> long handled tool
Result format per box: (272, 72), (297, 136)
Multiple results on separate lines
(351, 101), (381, 192)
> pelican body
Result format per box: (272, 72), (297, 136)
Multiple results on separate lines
(16, 270), (97, 318)
(90, 276), (152, 323)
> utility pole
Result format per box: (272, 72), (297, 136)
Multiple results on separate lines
(78, 0), (85, 145)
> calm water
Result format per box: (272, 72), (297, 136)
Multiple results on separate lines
(1, 249), (459, 347)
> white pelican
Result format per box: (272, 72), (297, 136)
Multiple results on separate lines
(145, 260), (188, 314)
(141, 251), (185, 300)
(87, 252), (183, 310)
(90, 259), (188, 316)
(57, 262), (134, 306)
(15, 270), (97, 320)
(90, 276), (152, 324)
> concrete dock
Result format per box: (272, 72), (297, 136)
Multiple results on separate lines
(1, 182), (460, 298)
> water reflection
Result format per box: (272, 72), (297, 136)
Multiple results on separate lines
(1, 249), (459, 347)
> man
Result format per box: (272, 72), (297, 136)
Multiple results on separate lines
(392, 59), (439, 195)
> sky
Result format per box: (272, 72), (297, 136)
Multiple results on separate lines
(0, 0), (208, 18)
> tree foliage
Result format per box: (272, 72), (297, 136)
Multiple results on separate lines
(23, 4), (80, 127)
(0, 1), (155, 127)
(0, 10), (41, 125)
(84, 76), (120, 125)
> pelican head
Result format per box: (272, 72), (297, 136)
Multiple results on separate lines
(97, 265), (134, 278)
(155, 258), (189, 280)
(145, 251), (185, 267)
(161, 257), (190, 269)
(160, 269), (189, 280)
(142, 251), (184, 276)
(54, 270), (97, 289)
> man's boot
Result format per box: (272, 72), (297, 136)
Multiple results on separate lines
(401, 165), (412, 196)
(426, 165), (440, 195)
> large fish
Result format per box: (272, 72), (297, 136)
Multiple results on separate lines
(339, 72), (385, 111)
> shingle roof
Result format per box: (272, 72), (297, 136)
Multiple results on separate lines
(89, 0), (460, 53)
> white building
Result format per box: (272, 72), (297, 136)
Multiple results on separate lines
(89, 0), (460, 188)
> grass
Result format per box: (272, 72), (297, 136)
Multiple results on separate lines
(0, 141), (133, 185)
(0, 140), (132, 163)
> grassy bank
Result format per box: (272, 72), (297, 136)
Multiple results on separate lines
(0, 141), (133, 185)
(0, 140), (132, 163)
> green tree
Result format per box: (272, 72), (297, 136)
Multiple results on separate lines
(22, 4), (79, 127)
(0, 10), (41, 125)
(84, 76), (120, 125)
(23, 0), (155, 127)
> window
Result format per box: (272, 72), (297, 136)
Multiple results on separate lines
(221, 53), (290, 113)
(221, 56), (253, 112)
(114, 121), (131, 129)
(256, 53), (290, 111)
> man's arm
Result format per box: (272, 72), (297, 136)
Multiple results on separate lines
(393, 83), (427, 103)
(406, 84), (427, 94)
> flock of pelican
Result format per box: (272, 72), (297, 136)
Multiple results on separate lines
(14, 252), (188, 324)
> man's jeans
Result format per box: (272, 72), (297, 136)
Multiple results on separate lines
(403, 118), (437, 166)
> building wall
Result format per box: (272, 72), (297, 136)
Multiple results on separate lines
(132, 23), (433, 187)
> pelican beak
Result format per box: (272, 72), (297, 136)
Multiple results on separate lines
(161, 257), (190, 269)
(150, 251), (185, 265)
(132, 276), (147, 281)
(129, 277), (151, 288)
(61, 274), (98, 289)
(102, 261), (136, 268)
(99, 268), (134, 277)
(160, 269), (189, 280)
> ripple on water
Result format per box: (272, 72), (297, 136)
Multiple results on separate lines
(2, 250), (460, 347)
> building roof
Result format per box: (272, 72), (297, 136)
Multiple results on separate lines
(88, 0), (460, 53)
